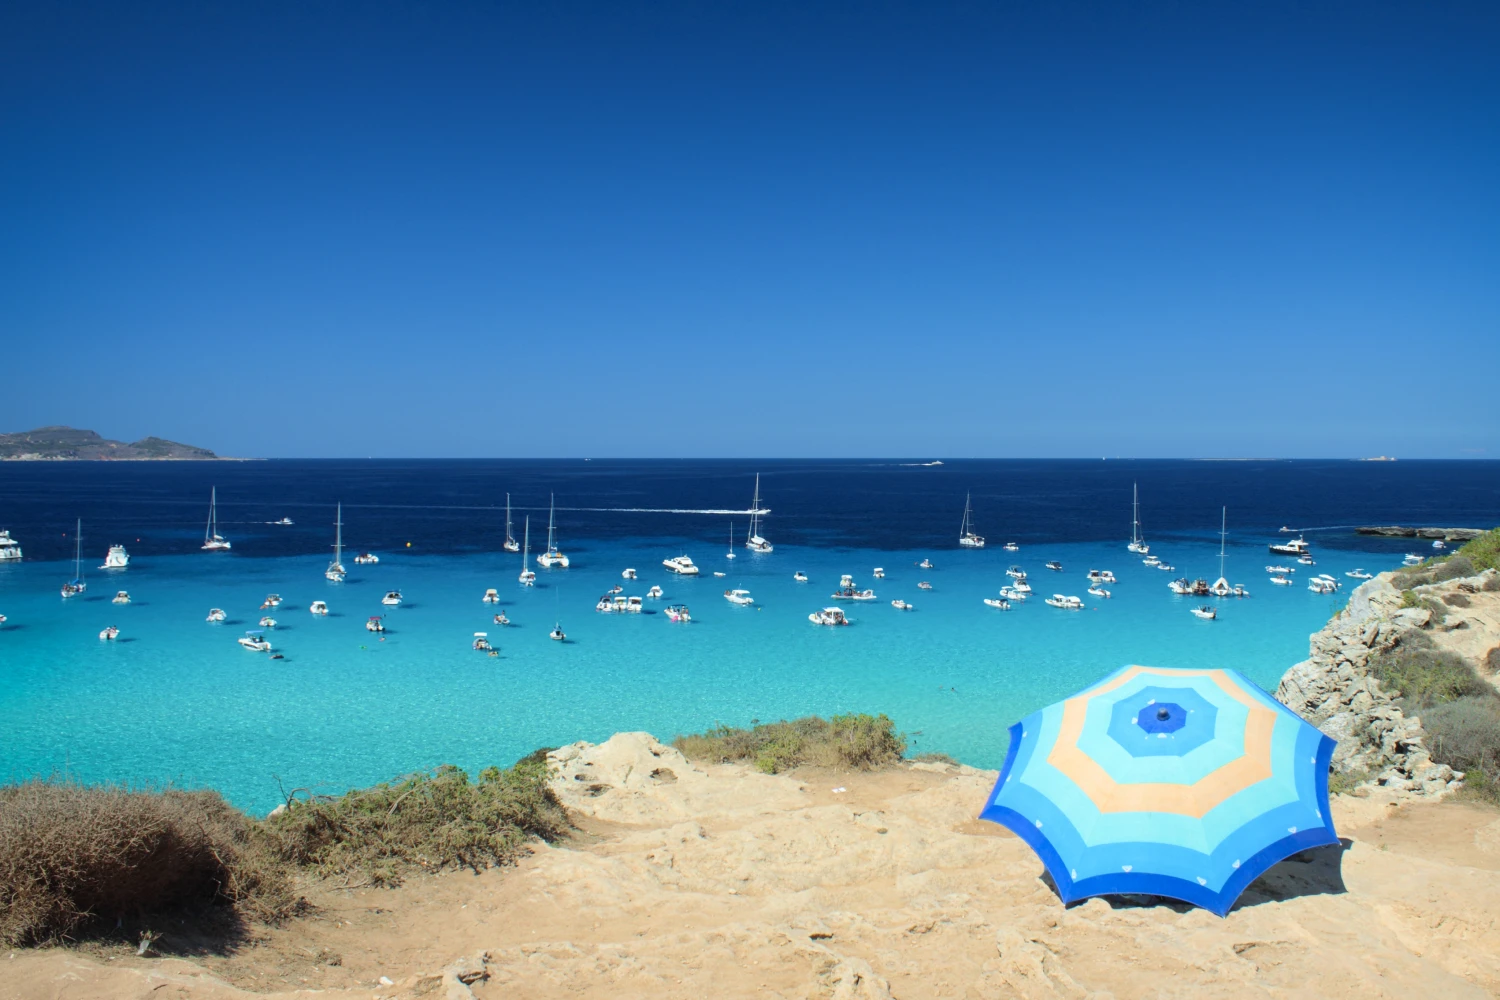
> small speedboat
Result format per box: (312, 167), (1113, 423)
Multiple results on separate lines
(493, 611), (509, 625)
(206, 608), (227, 622)
(1297, 555), (1316, 565)
(918, 559), (934, 569)
(1142, 555), (1161, 567)
(274, 517), (294, 526)
(1045, 561), (1063, 572)
(1346, 568), (1374, 580)
(622, 567), (637, 580)
(724, 589), (754, 605)
(1011, 580), (1032, 594)
(1097, 570), (1116, 584)
(0, 614), (7, 625)
(482, 588), (500, 603)
(873, 567), (885, 579)
(549, 623), (566, 641)
(1266, 565), (1293, 575)
(999, 586), (1027, 601)
(309, 600), (329, 615)
(354, 552), (379, 565)
(647, 585), (663, 599)
(917, 581), (933, 590)
(809, 607), (850, 626)
(713, 571), (726, 578)
(665, 604), (691, 622)
(1002, 542), (1019, 552)
(831, 584), (877, 601)
(982, 597), (1011, 610)
(1044, 594), (1084, 610)
(381, 591), (402, 606)
(1168, 578), (1193, 595)
(259, 616), (278, 628)
(891, 599), (913, 610)
(262, 594), (283, 608)
(1006, 566), (1026, 580)
(98, 625), (120, 641)
(366, 616), (385, 632)
(1402, 553), (1423, 566)
(1433, 540), (1446, 550)
(472, 632), (493, 652)
(1190, 606), (1217, 621)
(663, 555), (700, 575)
(793, 572), (808, 583)
(238, 630), (272, 651)
(112, 590), (131, 604)
(1087, 585), (1111, 598)
(1233, 584), (1250, 597)
(1156, 563), (1176, 572)
(608, 584), (624, 595)
(1268, 575), (1293, 586)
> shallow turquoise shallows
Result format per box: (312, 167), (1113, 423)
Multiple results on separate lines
(0, 537), (1383, 814)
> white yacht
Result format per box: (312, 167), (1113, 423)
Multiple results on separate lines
(1402, 553), (1423, 567)
(0, 529), (23, 561)
(239, 630), (272, 652)
(983, 597), (1011, 610)
(1044, 594), (1084, 609)
(1269, 535), (1310, 556)
(647, 585), (663, 599)
(535, 494), (570, 568)
(1006, 566), (1027, 580)
(622, 567), (637, 580)
(958, 492), (985, 548)
(206, 607), (227, 622)
(1002, 542), (1019, 552)
(809, 607), (850, 626)
(202, 487), (231, 551)
(1190, 606), (1217, 621)
(663, 555), (700, 575)
(503, 494), (521, 553)
(1346, 568), (1374, 580)
(309, 600), (329, 615)
(726, 523), (736, 560)
(325, 504), (347, 582)
(519, 517), (536, 586)
(99, 625), (120, 641)
(724, 589), (754, 605)
(61, 520), (86, 598)
(1127, 483), (1149, 554)
(355, 552), (379, 565)
(666, 604), (691, 622)
(1087, 585), (1111, 598)
(381, 590), (403, 606)
(891, 599), (914, 610)
(745, 474), (773, 553)
(483, 588), (500, 603)
(100, 545), (129, 569)
(793, 571), (808, 582)
(112, 590), (131, 604)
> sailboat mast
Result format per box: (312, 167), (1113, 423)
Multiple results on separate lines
(1132, 483), (1141, 544)
(334, 503), (343, 563)
(523, 517), (530, 567)
(206, 487), (215, 544)
(1219, 506), (1228, 580)
(506, 493), (513, 539)
(75, 518), (82, 580)
(547, 494), (556, 551)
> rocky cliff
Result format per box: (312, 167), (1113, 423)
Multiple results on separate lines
(0, 425), (219, 460)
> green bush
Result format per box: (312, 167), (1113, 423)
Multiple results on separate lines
(1454, 529), (1500, 574)
(674, 714), (907, 774)
(1368, 631), (1489, 710)
(1423, 696), (1500, 805)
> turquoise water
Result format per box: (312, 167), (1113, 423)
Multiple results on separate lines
(0, 535), (1380, 813)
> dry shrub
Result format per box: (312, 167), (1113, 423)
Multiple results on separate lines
(261, 760), (568, 887)
(1487, 646), (1500, 676)
(0, 781), (296, 947)
(1424, 696), (1500, 804)
(1369, 631), (1489, 711)
(674, 714), (907, 774)
(1443, 592), (1472, 608)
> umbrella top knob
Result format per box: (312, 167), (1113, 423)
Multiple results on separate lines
(1156, 707), (1171, 721)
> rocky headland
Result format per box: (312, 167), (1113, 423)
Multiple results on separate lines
(0, 426), (220, 460)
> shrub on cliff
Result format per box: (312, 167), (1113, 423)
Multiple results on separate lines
(1424, 697), (1500, 804)
(1455, 528), (1500, 574)
(1369, 631), (1490, 710)
(0, 781), (297, 947)
(674, 714), (907, 774)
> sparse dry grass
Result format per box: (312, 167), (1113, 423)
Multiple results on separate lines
(674, 714), (907, 774)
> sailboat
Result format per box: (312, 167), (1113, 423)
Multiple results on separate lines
(325, 503), (347, 582)
(519, 516), (536, 585)
(61, 519), (86, 597)
(726, 522), (736, 559)
(503, 493), (521, 553)
(745, 474), (772, 553)
(202, 487), (231, 551)
(1208, 507), (1247, 597)
(1127, 483), (1149, 554)
(535, 494), (570, 568)
(959, 493), (985, 548)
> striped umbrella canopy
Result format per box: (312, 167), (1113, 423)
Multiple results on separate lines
(980, 664), (1337, 916)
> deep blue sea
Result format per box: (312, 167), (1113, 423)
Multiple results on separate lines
(1, 459), (1496, 813)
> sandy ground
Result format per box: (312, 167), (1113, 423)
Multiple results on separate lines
(9, 732), (1500, 999)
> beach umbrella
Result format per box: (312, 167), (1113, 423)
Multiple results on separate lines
(980, 664), (1337, 916)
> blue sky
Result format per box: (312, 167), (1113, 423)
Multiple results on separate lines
(1, 1), (1496, 458)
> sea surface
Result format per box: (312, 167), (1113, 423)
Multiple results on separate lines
(1, 459), (1496, 814)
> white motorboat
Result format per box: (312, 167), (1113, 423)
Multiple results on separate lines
(873, 567), (885, 578)
(1316, 574), (1339, 585)
(999, 585), (1026, 601)
(202, 487), (231, 551)
(1266, 565), (1294, 575)
(595, 595), (618, 612)
(1127, 483), (1149, 554)
(1087, 585), (1111, 598)
(724, 589), (754, 605)
(61, 520), (86, 598)
(493, 611), (509, 625)
(0, 613), (7, 624)
(381, 590), (402, 606)
(239, 630), (272, 651)
(549, 623), (566, 641)
(0, 529), (23, 561)
(1003, 542), (1019, 552)
(503, 494), (521, 553)
(831, 575), (876, 600)
(1269, 536), (1310, 556)
(647, 585), (663, 599)
(745, 474), (773, 553)
(1044, 594), (1084, 609)
(1402, 553), (1423, 566)
(1433, 540), (1446, 550)
(622, 567), (637, 579)
(206, 607), (227, 622)
(1156, 562), (1176, 572)
(666, 604), (692, 622)
(1190, 606), (1217, 621)
(1098, 570), (1117, 584)
(1011, 580), (1032, 594)
(1045, 560), (1062, 572)
(726, 523), (736, 560)
(809, 607), (850, 626)
(958, 492), (985, 548)
(1297, 554), (1316, 565)
(1309, 579), (1337, 594)
(1167, 578), (1193, 595)
(535, 494), (570, 568)
(274, 517), (294, 526)
(1006, 566), (1027, 580)
(917, 580), (933, 590)
(260, 615), (278, 627)
(325, 504), (347, 582)
(99, 625), (120, 641)
(355, 552), (379, 565)
(100, 545), (129, 569)
(663, 555), (700, 575)
(609, 584), (624, 595)
(1269, 575), (1293, 586)
(1346, 569), (1374, 580)
(309, 600), (329, 615)
(112, 590), (131, 604)
(918, 559), (934, 569)
(1142, 555), (1160, 567)
(626, 595), (643, 612)
(473, 632), (493, 652)
(713, 571), (726, 577)
(483, 588), (500, 603)
(519, 516), (536, 586)
(793, 571), (808, 582)
(983, 597), (1011, 610)
(891, 599), (914, 610)
(261, 594), (282, 608)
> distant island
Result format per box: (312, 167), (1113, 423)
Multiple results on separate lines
(0, 426), (222, 461)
